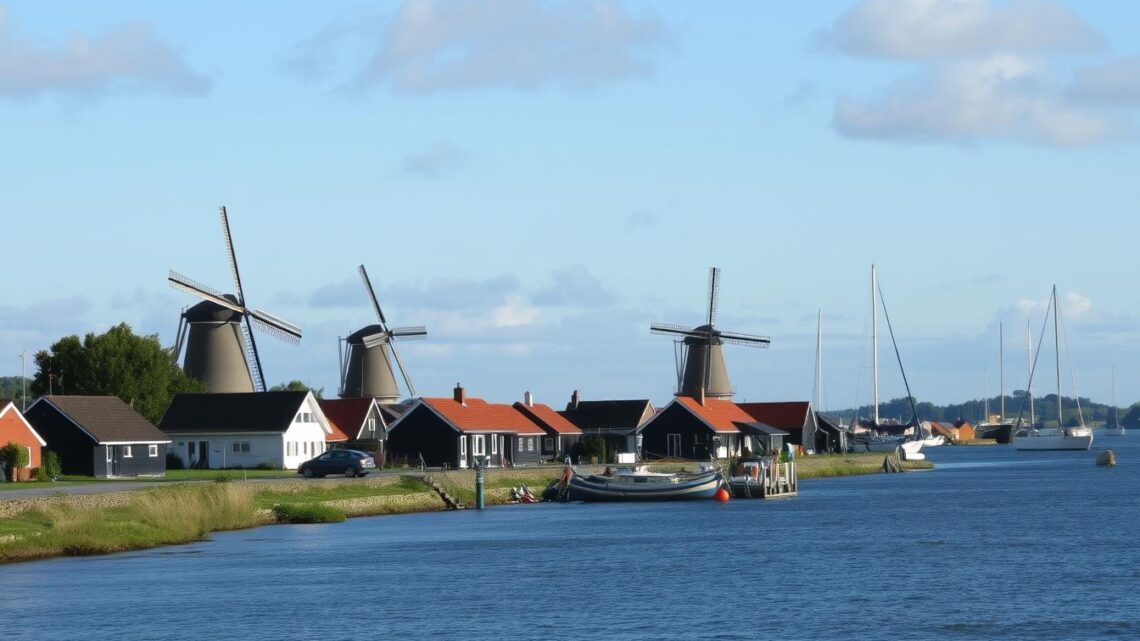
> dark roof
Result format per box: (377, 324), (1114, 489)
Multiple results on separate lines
(733, 421), (790, 437)
(559, 399), (652, 431)
(378, 403), (405, 423)
(159, 391), (310, 433)
(815, 413), (847, 433)
(318, 398), (377, 440)
(37, 396), (168, 443)
(513, 402), (582, 434)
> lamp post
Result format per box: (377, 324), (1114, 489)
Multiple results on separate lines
(17, 352), (26, 412)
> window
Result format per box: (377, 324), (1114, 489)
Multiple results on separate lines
(24, 446), (32, 468)
(518, 439), (525, 452)
(123, 445), (133, 458)
(367, 417), (377, 437)
(491, 435), (497, 455)
(148, 444), (158, 457)
(303, 441), (309, 455)
(544, 437), (554, 451)
(473, 435), (485, 456)
(527, 438), (534, 452)
(106, 446), (112, 463)
(460, 435), (467, 457)
(231, 442), (250, 454)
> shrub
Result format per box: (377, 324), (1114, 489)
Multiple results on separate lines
(254, 462), (281, 471)
(34, 466), (48, 482)
(271, 503), (346, 524)
(165, 452), (185, 470)
(42, 451), (62, 479)
(0, 442), (29, 481)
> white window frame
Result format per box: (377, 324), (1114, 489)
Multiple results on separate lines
(473, 435), (486, 456)
(24, 446), (33, 468)
(106, 446), (112, 463)
(123, 445), (133, 458)
(460, 435), (467, 457)
(527, 438), (534, 452)
(148, 444), (158, 457)
(491, 434), (498, 455)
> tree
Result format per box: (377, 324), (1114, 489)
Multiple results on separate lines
(31, 323), (205, 424)
(0, 441), (29, 482)
(269, 380), (324, 398)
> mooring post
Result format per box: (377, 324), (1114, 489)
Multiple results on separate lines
(475, 456), (486, 510)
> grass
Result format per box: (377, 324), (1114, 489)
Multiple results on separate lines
(254, 476), (428, 508)
(797, 452), (933, 479)
(271, 503), (346, 524)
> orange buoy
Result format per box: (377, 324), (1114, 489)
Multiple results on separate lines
(714, 487), (730, 502)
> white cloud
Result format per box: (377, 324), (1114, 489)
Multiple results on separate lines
(0, 6), (210, 99)
(290, 0), (666, 93)
(834, 55), (1113, 146)
(491, 295), (540, 328)
(823, 0), (1102, 59)
(1064, 291), (1091, 318)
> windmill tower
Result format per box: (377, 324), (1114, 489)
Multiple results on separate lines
(338, 265), (426, 402)
(650, 267), (771, 399)
(169, 207), (303, 393)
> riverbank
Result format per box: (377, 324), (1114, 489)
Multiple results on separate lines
(0, 454), (929, 564)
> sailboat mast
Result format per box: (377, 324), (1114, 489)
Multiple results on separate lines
(1113, 367), (1119, 427)
(1054, 286), (1062, 426)
(1027, 317), (1034, 427)
(814, 309), (823, 411)
(984, 369), (989, 422)
(872, 265), (879, 426)
(999, 322), (1005, 422)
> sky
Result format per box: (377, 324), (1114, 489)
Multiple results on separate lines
(2, 0), (1139, 413)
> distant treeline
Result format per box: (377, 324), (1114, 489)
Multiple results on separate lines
(826, 391), (1138, 428)
(0, 377), (34, 404)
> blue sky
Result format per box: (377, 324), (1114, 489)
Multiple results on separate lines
(2, 0), (1139, 412)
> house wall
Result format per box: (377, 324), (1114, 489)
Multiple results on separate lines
(387, 406), (461, 469)
(509, 434), (543, 465)
(92, 443), (167, 478)
(639, 405), (720, 460)
(0, 410), (42, 476)
(283, 419), (331, 470)
(23, 403), (97, 476)
(169, 434), (288, 469)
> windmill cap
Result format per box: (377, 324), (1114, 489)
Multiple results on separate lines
(185, 298), (242, 323)
(683, 324), (723, 345)
(346, 324), (387, 343)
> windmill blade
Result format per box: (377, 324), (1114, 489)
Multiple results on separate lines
(171, 312), (188, 364)
(389, 340), (416, 398)
(241, 315), (267, 392)
(168, 271), (245, 314)
(219, 206), (247, 306)
(361, 331), (391, 350)
(358, 265), (388, 329)
(389, 326), (427, 338)
(650, 323), (701, 337)
(717, 330), (772, 347)
(248, 309), (303, 344)
(706, 267), (721, 328)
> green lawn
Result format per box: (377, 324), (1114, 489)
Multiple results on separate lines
(253, 477), (429, 507)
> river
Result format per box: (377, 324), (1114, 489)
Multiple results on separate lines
(3, 436), (1138, 641)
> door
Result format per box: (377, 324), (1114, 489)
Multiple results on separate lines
(199, 441), (210, 469)
(110, 446), (122, 477)
(667, 434), (681, 458)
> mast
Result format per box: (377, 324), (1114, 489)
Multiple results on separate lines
(814, 309), (823, 411)
(1027, 317), (1034, 427)
(872, 265), (879, 426)
(984, 369), (989, 423)
(1053, 286), (1062, 427)
(999, 321), (1005, 422)
(1113, 367), (1119, 428)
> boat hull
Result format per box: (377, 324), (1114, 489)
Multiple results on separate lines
(975, 423), (1013, 444)
(1104, 427), (1126, 436)
(1013, 428), (1094, 451)
(566, 471), (723, 501)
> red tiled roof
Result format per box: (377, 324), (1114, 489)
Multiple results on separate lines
(318, 398), (375, 441)
(422, 397), (545, 434)
(737, 402), (811, 430)
(513, 402), (582, 434)
(675, 397), (753, 433)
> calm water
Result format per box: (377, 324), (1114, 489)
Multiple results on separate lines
(4, 438), (1139, 641)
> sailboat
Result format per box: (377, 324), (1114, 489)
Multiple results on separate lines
(851, 265), (925, 460)
(1013, 286), (1094, 451)
(1106, 368), (1125, 436)
(975, 323), (1014, 444)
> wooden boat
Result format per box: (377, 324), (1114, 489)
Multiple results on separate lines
(564, 466), (723, 501)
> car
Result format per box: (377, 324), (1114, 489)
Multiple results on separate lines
(297, 449), (376, 478)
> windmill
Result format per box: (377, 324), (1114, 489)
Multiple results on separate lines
(169, 207), (302, 393)
(650, 267), (770, 399)
(338, 265), (426, 402)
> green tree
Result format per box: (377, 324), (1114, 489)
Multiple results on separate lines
(0, 441), (29, 482)
(269, 380), (324, 398)
(31, 323), (205, 424)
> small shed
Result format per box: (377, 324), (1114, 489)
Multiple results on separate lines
(733, 421), (789, 455)
(954, 420), (976, 441)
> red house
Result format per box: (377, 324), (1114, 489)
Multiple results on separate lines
(0, 401), (46, 480)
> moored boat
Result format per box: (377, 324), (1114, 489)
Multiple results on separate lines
(565, 466), (723, 501)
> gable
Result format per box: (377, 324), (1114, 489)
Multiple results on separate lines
(159, 391), (313, 434)
(0, 402), (46, 446)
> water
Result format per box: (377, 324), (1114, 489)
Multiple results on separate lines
(3, 439), (1139, 641)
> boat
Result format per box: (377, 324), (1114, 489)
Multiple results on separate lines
(1106, 368), (1125, 436)
(1013, 286), (1093, 451)
(564, 466), (724, 501)
(850, 265), (924, 461)
(727, 455), (798, 498)
(974, 323), (1014, 443)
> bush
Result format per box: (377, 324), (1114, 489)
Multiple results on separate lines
(254, 462), (281, 471)
(42, 451), (62, 479)
(165, 452), (185, 470)
(34, 466), (48, 482)
(271, 503), (347, 524)
(0, 442), (30, 481)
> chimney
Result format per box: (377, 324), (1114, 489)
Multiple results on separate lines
(570, 389), (580, 410)
(454, 383), (466, 405)
(696, 386), (705, 407)
(524, 390), (534, 407)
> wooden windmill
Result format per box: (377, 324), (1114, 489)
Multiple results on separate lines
(338, 265), (426, 402)
(650, 267), (770, 399)
(169, 207), (303, 393)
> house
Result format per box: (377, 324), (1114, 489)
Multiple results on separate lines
(559, 390), (655, 455)
(738, 402), (818, 451)
(24, 396), (170, 478)
(159, 391), (334, 470)
(318, 397), (392, 460)
(636, 395), (751, 460)
(386, 384), (546, 469)
(0, 401), (46, 481)
(512, 391), (582, 461)
(953, 420), (976, 441)
(814, 413), (849, 453)
(924, 420), (960, 442)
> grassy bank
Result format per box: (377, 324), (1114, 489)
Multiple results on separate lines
(796, 452), (932, 479)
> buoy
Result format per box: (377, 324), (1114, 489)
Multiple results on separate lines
(1097, 450), (1116, 467)
(715, 487), (730, 502)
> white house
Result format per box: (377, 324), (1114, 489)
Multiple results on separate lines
(158, 391), (334, 470)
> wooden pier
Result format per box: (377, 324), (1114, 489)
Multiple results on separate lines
(727, 457), (798, 499)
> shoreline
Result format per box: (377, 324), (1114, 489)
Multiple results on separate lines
(0, 453), (929, 564)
